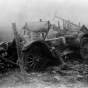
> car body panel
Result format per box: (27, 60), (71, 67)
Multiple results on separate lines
(22, 40), (56, 60)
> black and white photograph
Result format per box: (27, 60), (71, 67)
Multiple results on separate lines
(0, 0), (88, 88)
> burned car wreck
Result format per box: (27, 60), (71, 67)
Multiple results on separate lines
(0, 20), (88, 72)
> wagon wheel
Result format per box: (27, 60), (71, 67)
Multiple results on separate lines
(80, 37), (88, 59)
(24, 47), (48, 71)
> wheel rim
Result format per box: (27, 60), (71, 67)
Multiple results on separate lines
(26, 47), (47, 71)
(80, 38), (88, 59)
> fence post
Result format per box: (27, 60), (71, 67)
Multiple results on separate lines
(12, 23), (27, 82)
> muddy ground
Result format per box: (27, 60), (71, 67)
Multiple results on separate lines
(0, 59), (88, 88)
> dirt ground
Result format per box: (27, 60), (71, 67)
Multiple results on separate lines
(0, 60), (88, 88)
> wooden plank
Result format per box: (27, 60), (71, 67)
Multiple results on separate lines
(12, 23), (27, 82)
(55, 16), (80, 28)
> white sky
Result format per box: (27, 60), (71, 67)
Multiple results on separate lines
(0, 0), (88, 27)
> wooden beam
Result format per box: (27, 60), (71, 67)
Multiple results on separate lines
(55, 16), (80, 28)
(12, 23), (27, 82)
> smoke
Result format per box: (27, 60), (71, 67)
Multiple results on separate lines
(0, 0), (88, 27)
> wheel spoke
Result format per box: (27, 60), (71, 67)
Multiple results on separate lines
(84, 44), (88, 49)
(36, 51), (39, 57)
(29, 63), (34, 67)
(32, 63), (36, 70)
(37, 62), (41, 67)
(37, 61), (44, 70)
(82, 43), (88, 49)
(38, 54), (42, 58)
(30, 52), (34, 57)
(28, 57), (33, 60)
(33, 49), (37, 56)
(27, 61), (33, 64)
